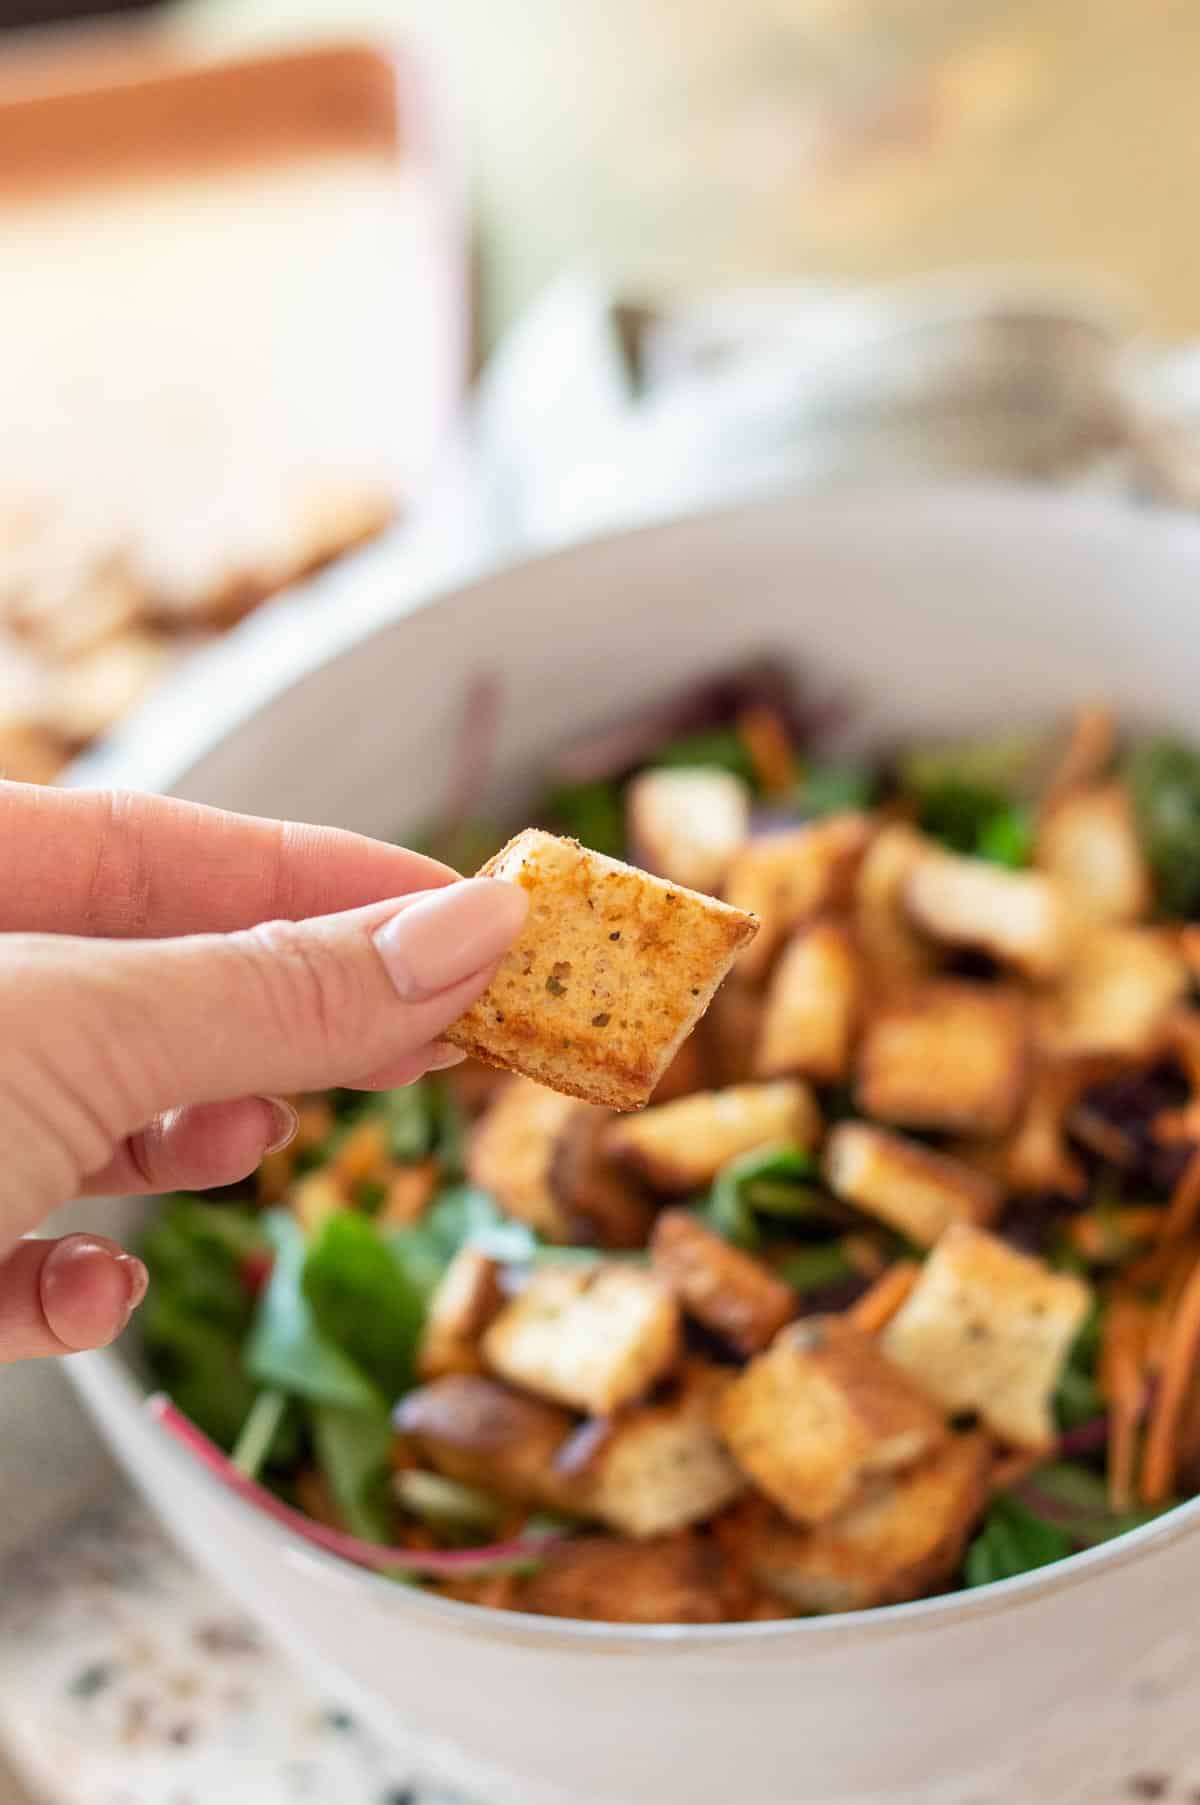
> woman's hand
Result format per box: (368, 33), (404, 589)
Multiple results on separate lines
(0, 783), (527, 1363)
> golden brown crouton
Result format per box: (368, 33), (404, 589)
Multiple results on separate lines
(824, 1122), (1000, 1248)
(649, 1209), (795, 1355)
(557, 1368), (745, 1538)
(904, 848), (1075, 981)
(954, 1057), (1102, 1201)
(626, 767), (751, 894)
(723, 814), (873, 981)
(746, 1433), (990, 1613)
(547, 1105), (656, 1249)
(856, 980), (1029, 1137)
(1035, 784), (1150, 925)
(882, 1225), (1092, 1450)
(603, 1081), (821, 1193)
(482, 1264), (681, 1415)
(754, 919), (861, 1084)
(714, 1319), (946, 1525)
(467, 1078), (585, 1240)
(417, 1247), (505, 1381)
(516, 1532), (727, 1623)
(394, 1375), (579, 1510)
(702, 978), (764, 1086)
(1037, 926), (1188, 1060)
(854, 823), (939, 993)
(445, 830), (758, 1110)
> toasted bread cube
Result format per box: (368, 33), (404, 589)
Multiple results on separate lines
(856, 980), (1028, 1136)
(1038, 926), (1187, 1060)
(953, 1057), (1099, 1200)
(483, 1264), (681, 1414)
(650, 1209), (795, 1355)
(747, 1433), (990, 1613)
(548, 1103), (655, 1249)
(825, 1122), (1000, 1248)
(467, 1078), (585, 1240)
(517, 1532), (727, 1623)
(703, 978), (764, 1086)
(724, 814), (872, 981)
(604, 1080), (821, 1193)
(854, 823), (939, 993)
(715, 1319), (946, 1524)
(1036, 784), (1150, 925)
(417, 1247), (505, 1381)
(394, 1374), (579, 1510)
(904, 849), (1075, 981)
(558, 1368), (745, 1538)
(755, 919), (861, 1083)
(883, 1225), (1091, 1451)
(445, 830), (757, 1110)
(626, 767), (750, 894)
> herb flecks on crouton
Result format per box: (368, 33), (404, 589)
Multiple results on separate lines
(446, 830), (758, 1110)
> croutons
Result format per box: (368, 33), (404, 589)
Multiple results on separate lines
(516, 1532), (727, 1624)
(626, 767), (750, 894)
(394, 1375), (578, 1510)
(904, 848), (1075, 981)
(482, 1264), (681, 1415)
(547, 1104), (655, 1249)
(466, 1078), (585, 1240)
(856, 981), (1028, 1137)
(650, 1209), (795, 1355)
(1037, 927), (1188, 1060)
(824, 1122), (1000, 1248)
(714, 1318), (946, 1524)
(445, 830), (758, 1110)
(1035, 784), (1151, 925)
(723, 814), (872, 981)
(754, 919), (861, 1084)
(882, 1225), (1092, 1451)
(955, 1058), (1096, 1200)
(604, 1081), (821, 1193)
(746, 1433), (990, 1614)
(854, 823), (939, 993)
(417, 1247), (504, 1381)
(558, 1368), (744, 1538)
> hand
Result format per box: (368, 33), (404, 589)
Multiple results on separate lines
(0, 783), (527, 1363)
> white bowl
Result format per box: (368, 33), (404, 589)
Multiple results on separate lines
(66, 484), (1200, 1805)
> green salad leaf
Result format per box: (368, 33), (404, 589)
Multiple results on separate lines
(1127, 736), (1200, 915)
(302, 1210), (427, 1401)
(651, 727), (758, 787)
(311, 1401), (395, 1544)
(964, 1494), (1072, 1587)
(795, 763), (878, 818)
(703, 1144), (823, 1249)
(775, 1243), (857, 1293)
(1054, 1304), (1105, 1432)
(897, 729), (1048, 865)
(543, 781), (625, 857)
(245, 1211), (382, 1411)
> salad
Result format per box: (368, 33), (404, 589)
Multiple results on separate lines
(142, 663), (1200, 1623)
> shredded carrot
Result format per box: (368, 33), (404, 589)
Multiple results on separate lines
(1124, 1235), (1200, 1292)
(1066, 1208), (1163, 1261)
(1141, 1257), (1200, 1505)
(1100, 1295), (1150, 1512)
(848, 1261), (919, 1336)
(1160, 1145), (1200, 1244)
(736, 704), (797, 796)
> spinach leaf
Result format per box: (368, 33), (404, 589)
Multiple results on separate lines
(311, 1401), (395, 1544)
(964, 1495), (1072, 1587)
(1054, 1304), (1105, 1431)
(975, 804), (1035, 869)
(1128, 736), (1200, 915)
(245, 1211), (381, 1411)
(898, 730), (1048, 865)
(142, 1306), (259, 1450)
(302, 1210), (427, 1401)
(775, 1243), (857, 1293)
(651, 727), (758, 787)
(796, 763), (877, 818)
(704, 1144), (821, 1249)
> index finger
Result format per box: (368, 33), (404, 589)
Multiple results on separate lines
(0, 783), (457, 938)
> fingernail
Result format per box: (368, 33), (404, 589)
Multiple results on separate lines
(115, 1252), (149, 1319)
(373, 879), (528, 1002)
(425, 1042), (467, 1071)
(260, 1096), (299, 1156)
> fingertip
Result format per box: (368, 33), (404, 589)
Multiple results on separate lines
(40, 1235), (146, 1352)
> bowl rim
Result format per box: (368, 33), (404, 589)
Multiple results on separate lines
(71, 477), (1200, 1652)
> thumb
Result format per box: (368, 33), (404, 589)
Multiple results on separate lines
(0, 878), (526, 1229)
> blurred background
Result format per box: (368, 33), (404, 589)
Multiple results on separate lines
(3, 2), (1200, 1801)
